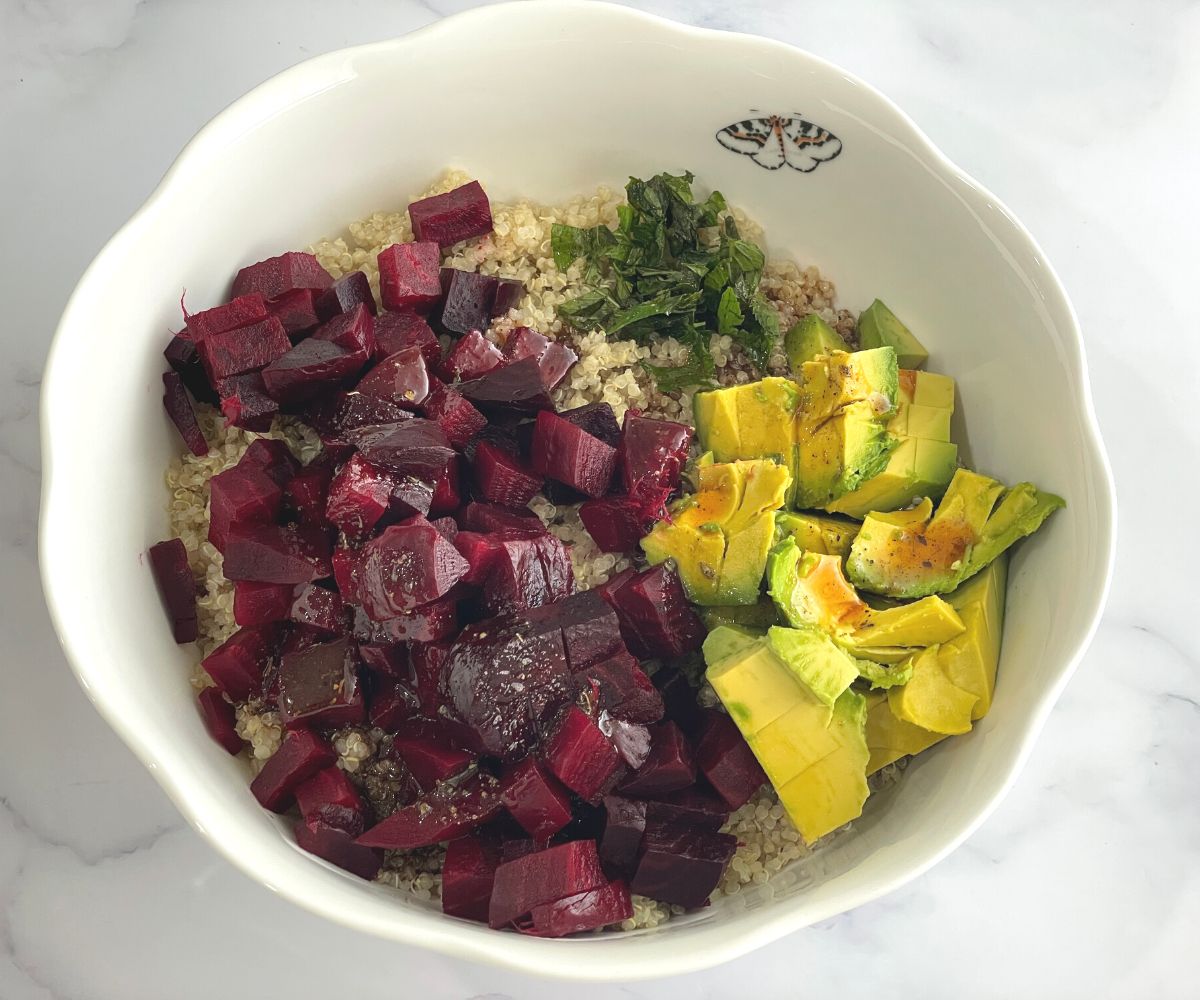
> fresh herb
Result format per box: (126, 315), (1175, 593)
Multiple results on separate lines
(552, 171), (780, 389)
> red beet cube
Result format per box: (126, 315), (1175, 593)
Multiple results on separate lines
(501, 758), (573, 840)
(694, 711), (767, 810)
(250, 727), (336, 812)
(355, 516), (469, 620)
(164, 332), (217, 405)
(367, 677), (420, 732)
(438, 270), (502, 336)
(357, 641), (408, 679)
(148, 537), (197, 643)
(521, 590), (625, 672)
(599, 795), (647, 877)
(233, 580), (293, 626)
(295, 817), (382, 880)
(284, 458), (335, 524)
(217, 372), (279, 431)
(208, 463), (282, 552)
(452, 529), (537, 586)
(521, 880), (633, 937)
(391, 474), (435, 519)
(482, 533), (574, 617)
(630, 822), (736, 909)
(185, 293), (270, 340)
(502, 327), (578, 391)
(577, 652), (664, 725)
(261, 332), (370, 404)
(222, 522), (333, 585)
(429, 458), (461, 516)
(356, 773), (503, 849)
(620, 414), (692, 499)
(269, 287), (321, 337)
(311, 302), (376, 355)
(487, 839), (606, 929)
(201, 626), (276, 701)
(197, 687), (244, 754)
(421, 384), (488, 448)
(618, 721), (696, 797)
(407, 640), (453, 715)
(492, 277), (523, 316)
(472, 441), (542, 507)
(542, 706), (621, 803)
(348, 419), (456, 484)
(232, 251), (333, 300)
(647, 786), (731, 832)
(458, 356), (554, 414)
(600, 564), (705, 660)
(198, 315), (291, 383)
(289, 583), (346, 635)
(294, 765), (367, 825)
(560, 402), (621, 448)
(238, 439), (298, 485)
(390, 736), (473, 791)
(372, 311), (441, 366)
(409, 181), (493, 248)
(578, 494), (660, 553)
(307, 391), (411, 447)
(531, 410), (618, 498)
(430, 516), (458, 542)
(356, 346), (430, 409)
(277, 636), (365, 729)
(315, 270), (377, 322)
(458, 501), (547, 535)
(442, 836), (499, 923)
(350, 596), (459, 644)
(162, 371), (209, 456)
(325, 453), (399, 542)
(378, 241), (443, 311)
(440, 329), (504, 380)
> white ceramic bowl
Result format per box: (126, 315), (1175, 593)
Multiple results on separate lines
(40, 0), (1115, 980)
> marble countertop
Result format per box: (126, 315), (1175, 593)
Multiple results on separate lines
(3, 0), (1197, 997)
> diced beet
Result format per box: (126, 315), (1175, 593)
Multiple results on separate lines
(438, 270), (501, 337)
(559, 402), (621, 449)
(331, 545), (360, 599)
(390, 736), (473, 791)
(610, 565), (706, 660)
(355, 516), (469, 620)
(289, 583), (346, 635)
(652, 667), (707, 736)
(284, 458), (335, 524)
(499, 838), (541, 863)
(501, 758), (573, 840)
(295, 817), (382, 880)
(162, 371), (209, 456)
(592, 567), (635, 605)
(277, 637), (365, 729)
(307, 392), (411, 446)
(501, 327), (577, 392)
(578, 494), (660, 553)
(350, 597), (459, 644)
(409, 181), (493, 248)
(357, 641), (408, 679)
(294, 765), (367, 826)
(620, 413), (693, 499)
(276, 624), (326, 658)
(232, 251), (333, 300)
(310, 302), (376, 356)
(325, 453), (399, 542)
(577, 652), (664, 725)
(391, 474), (435, 519)
(378, 241), (443, 311)
(208, 464), (283, 552)
(522, 589), (624, 672)
(694, 710), (767, 810)
(196, 687), (244, 754)
(542, 706), (621, 803)
(531, 410), (617, 498)
(457, 501), (544, 535)
(185, 293), (270, 340)
(482, 533), (574, 617)
(429, 458), (462, 516)
(356, 772), (503, 849)
(421, 384), (488, 449)
(201, 625), (275, 701)
(646, 786), (731, 832)
(618, 721), (696, 797)
(407, 640), (453, 714)
(372, 311), (441, 366)
(233, 581), (293, 626)
(441, 836), (499, 923)
(356, 346), (430, 409)
(445, 620), (571, 760)
(430, 517), (458, 542)
(348, 419), (455, 483)
(164, 332), (218, 405)
(222, 522), (333, 584)
(269, 287), (321, 337)
(238, 439), (298, 485)
(198, 315), (291, 383)
(487, 839), (606, 929)
(439, 328), (504, 380)
(452, 529), (539, 586)
(492, 277), (523, 317)
(315, 271), (377, 322)
(599, 795), (647, 878)
(261, 337), (369, 404)
(458, 357), (555, 414)
(472, 441), (542, 507)
(521, 880), (633, 937)
(630, 822), (736, 909)
(148, 537), (197, 643)
(217, 373), (279, 431)
(604, 717), (653, 771)
(250, 727), (335, 811)
(367, 677), (420, 731)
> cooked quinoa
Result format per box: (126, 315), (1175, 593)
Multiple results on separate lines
(168, 172), (883, 932)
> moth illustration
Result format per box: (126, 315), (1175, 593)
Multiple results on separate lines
(715, 113), (843, 172)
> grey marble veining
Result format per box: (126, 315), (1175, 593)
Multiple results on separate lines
(3, 1), (1198, 997)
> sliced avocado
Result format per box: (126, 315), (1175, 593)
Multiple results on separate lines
(887, 645), (979, 735)
(864, 689), (946, 775)
(704, 633), (805, 735)
(939, 553), (1008, 719)
(784, 313), (849, 370)
(856, 658), (913, 690)
(857, 299), (929, 369)
(692, 378), (797, 465)
(702, 624), (764, 671)
(850, 595), (965, 649)
(701, 599), (780, 633)
(766, 624), (859, 709)
(775, 510), (859, 560)
(847, 468), (1064, 598)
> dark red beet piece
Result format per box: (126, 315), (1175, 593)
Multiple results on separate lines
(250, 727), (335, 811)
(355, 516), (469, 620)
(646, 786), (731, 832)
(356, 346), (430, 409)
(277, 624), (327, 658)
(164, 332), (218, 405)
(196, 687), (244, 754)
(350, 596), (459, 644)
(521, 880), (633, 937)
(378, 241), (443, 311)
(600, 564), (705, 660)
(453, 529), (539, 586)
(390, 736), (473, 791)
(261, 336), (369, 404)
(522, 589), (624, 672)
(409, 181), (493, 248)
(358, 642), (408, 679)
(482, 533), (574, 617)
(618, 721), (696, 797)
(198, 315), (291, 383)
(348, 419), (456, 483)
(577, 652), (664, 725)
(356, 772), (503, 849)
(222, 522), (333, 584)
(487, 839), (606, 929)
(391, 474), (436, 519)
(367, 677), (420, 731)
(439, 328), (504, 380)
(277, 637), (365, 729)
(233, 580), (293, 626)
(578, 494), (662, 553)
(458, 501), (546, 535)
(201, 625), (275, 701)
(294, 766), (367, 827)
(501, 758), (573, 840)
(269, 287), (321, 337)
(185, 293), (270, 340)
(694, 711), (767, 810)
(162, 371), (209, 456)
(429, 459), (462, 516)
(438, 270), (501, 337)
(501, 327), (577, 392)
(208, 464), (283, 552)
(430, 516), (458, 542)
(421, 384), (488, 449)
(289, 583), (346, 634)
(238, 438), (298, 485)
(559, 402), (621, 449)
(307, 391), (411, 445)
(599, 796), (647, 878)
(217, 373), (279, 431)
(325, 453), (400, 542)
(630, 822), (736, 909)
(442, 836), (499, 923)
(285, 458), (335, 524)
(232, 251), (333, 300)
(372, 311), (441, 366)
(542, 706), (621, 803)
(315, 271), (377, 322)
(407, 640), (453, 714)
(492, 277), (523, 317)
(472, 441), (542, 507)
(530, 410), (618, 498)
(620, 414), (693, 500)
(604, 717), (653, 771)
(148, 537), (197, 643)
(458, 356), (554, 414)
(295, 818), (382, 880)
(331, 545), (359, 601)
(652, 667), (707, 736)
(310, 302), (376, 356)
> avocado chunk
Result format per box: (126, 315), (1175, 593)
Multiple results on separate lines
(701, 624), (763, 669)
(642, 458), (791, 606)
(864, 689), (946, 775)
(857, 299), (929, 370)
(701, 599), (780, 633)
(692, 377), (797, 466)
(939, 552), (1008, 719)
(766, 624), (859, 709)
(704, 630), (808, 735)
(775, 510), (859, 559)
(856, 658), (913, 690)
(846, 468), (1065, 598)
(784, 313), (849, 370)
(887, 645), (978, 735)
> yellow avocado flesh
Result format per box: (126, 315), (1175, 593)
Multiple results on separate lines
(785, 313), (849, 369)
(706, 640), (807, 736)
(693, 378), (796, 465)
(864, 689), (947, 775)
(857, 299), (929, 370)
(851, 595), (965, 649)
(887, 645), (979, 735)
(940, 553), (1008, 719)
(775, 511), (860, 560)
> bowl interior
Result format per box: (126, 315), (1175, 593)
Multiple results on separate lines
(41, 1), (1113, 979)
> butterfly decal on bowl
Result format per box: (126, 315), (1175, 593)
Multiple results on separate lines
(716, 113), (843, 172)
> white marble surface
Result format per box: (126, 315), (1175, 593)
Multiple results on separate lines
(3, 0), (1198, 996)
